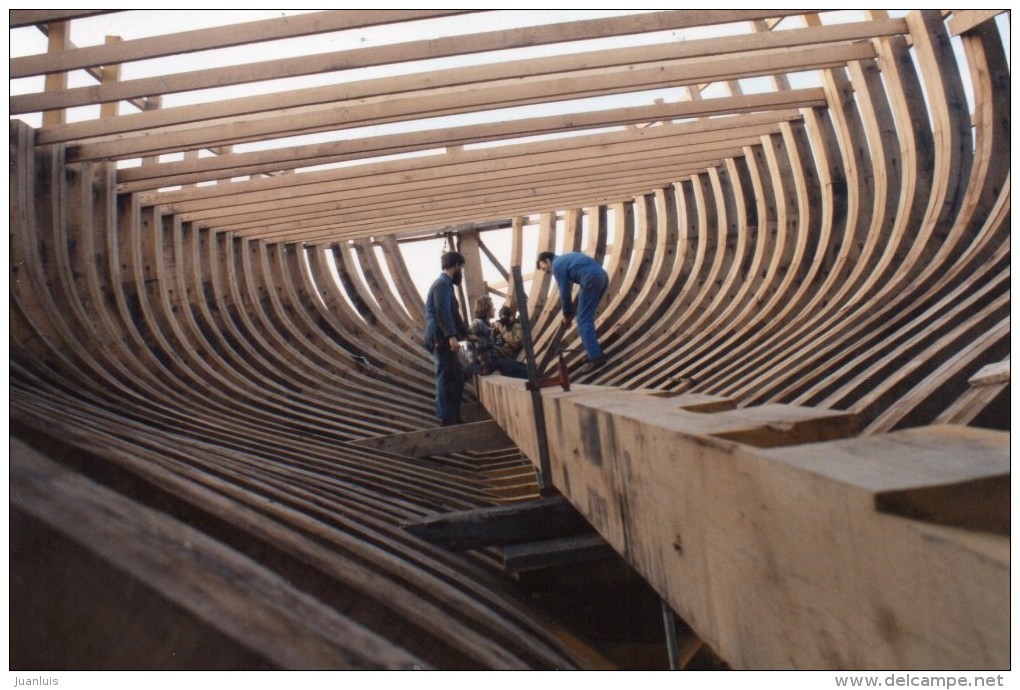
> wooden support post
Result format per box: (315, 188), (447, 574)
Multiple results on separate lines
(455, 227), (487, 313)
(42, 22), (69, 127)
(511, 265), (553, 491)
(141, 96), (163, 166)
(99, 36), (123, 120)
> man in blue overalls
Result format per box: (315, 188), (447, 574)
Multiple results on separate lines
(536, 251), (609, 374)
(423, 251), (470, 425)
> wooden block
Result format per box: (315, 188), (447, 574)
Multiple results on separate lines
(968, 359), (1009, 386)
(347, 419), (513, 458)
(673, 393), (738, 413)
(502, 534), (615, 573)
(401, 495), (594, 551)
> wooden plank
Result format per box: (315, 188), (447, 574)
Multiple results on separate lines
(348, 420), (514, 459)
(476, 375), (1009, 669)
(947, 9), (1005, 36)
(969, 358), (1009, 385)
(11, 10), (480, 78)
(502, 534), (615, 573)
(401, 495), (594, 550)
(9, 10), (118, 28)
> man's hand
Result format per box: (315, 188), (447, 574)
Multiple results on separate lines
(448, 336), (461, 352)
(562, 314), (574, 327)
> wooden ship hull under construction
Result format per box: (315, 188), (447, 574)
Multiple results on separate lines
(9, 10), (1009, 670)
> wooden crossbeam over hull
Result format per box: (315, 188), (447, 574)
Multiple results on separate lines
(477, 377), (1009, 669)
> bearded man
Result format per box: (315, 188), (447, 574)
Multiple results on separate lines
(423, 251), (470, 426)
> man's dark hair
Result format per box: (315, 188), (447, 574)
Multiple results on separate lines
(441, 251), (466, 269)
(536, 251), (556, 268)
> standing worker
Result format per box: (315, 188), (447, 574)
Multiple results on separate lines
(424, 251), (471, 426)
(536, 251), (609, 374)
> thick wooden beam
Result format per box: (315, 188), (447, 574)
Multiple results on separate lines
(476, 376), (1009, 669)
(948, 10), (1006, 36)
(401, 495), (594, 550)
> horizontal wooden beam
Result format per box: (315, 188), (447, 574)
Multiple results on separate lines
(191, 125), (781, 231)
(33, 15), (889, 139)
(401, 495), (594, 550)
(150, 108), (800, 211)
(9, 10), (119, 29)
(19, 11), (811, 115)
(59, 42), (870, 161)
(476, 378), (1010, 669)
(947, 9), (1006, 36)
(116, 89), (825, 192)
(11, 10), (480, 79)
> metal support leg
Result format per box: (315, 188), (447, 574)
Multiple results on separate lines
(662, 599), (681, 670)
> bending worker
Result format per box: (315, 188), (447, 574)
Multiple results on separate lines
(423, 251), (470, 426)
(536, 251), (609, 374)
